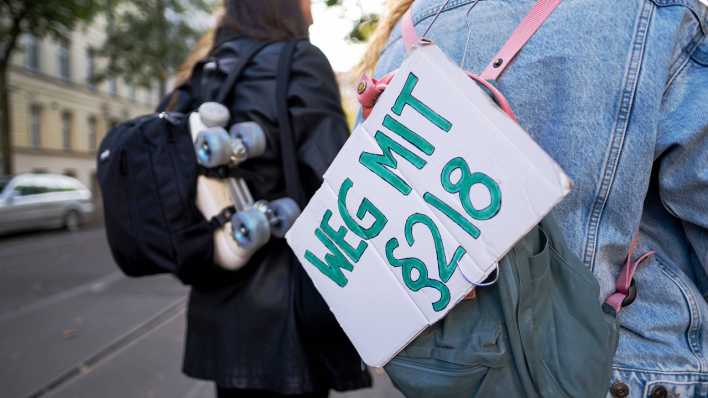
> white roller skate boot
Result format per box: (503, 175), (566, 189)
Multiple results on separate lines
(190, 102), (300, 270)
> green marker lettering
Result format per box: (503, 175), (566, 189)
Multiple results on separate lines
(382, 115), (435, 156)
(304, 227), (354, 287)
(320, 209), (367, 262)
(405, 213), (466, 283)
(392, 73), (452, 132)
(338, 178), (388, 240)
(423, 192), (481, 239)
(441, 157), (501, 221)
(359, 131), (425, 195)
(386, 236), (451, 312)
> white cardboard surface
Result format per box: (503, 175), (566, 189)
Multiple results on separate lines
(285, 44), (572, 367)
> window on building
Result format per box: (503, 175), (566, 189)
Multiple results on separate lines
(109, 79), (118, 97)
(29, 104), (42, 149)
(86, 48), (96, 90)
(88, 115), (98, 151)
(62, 111), (73, 151)
(58, 38), (71, 80)
(24, 34), (41, 71)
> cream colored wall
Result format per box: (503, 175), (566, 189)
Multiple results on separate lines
(7, 18), (160, 191)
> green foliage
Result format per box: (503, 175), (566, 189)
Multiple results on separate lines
(0, 0), (102, 61)
(95, 0), (214, 93)
(0, 0), (103, 175)
(348, 13), (379, 43)
(324, 0), (380, 43)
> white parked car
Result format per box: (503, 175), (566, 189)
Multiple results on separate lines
(0, 174), (95, 234)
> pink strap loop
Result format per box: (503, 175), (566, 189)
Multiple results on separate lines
(605, 235), (655, 314)
(465, 72), (517, 121)
(401, 8), (418, 53)
(480, 0), (561, 80)
(357, 72), (396, 119)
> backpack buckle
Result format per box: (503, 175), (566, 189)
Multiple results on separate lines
(621, 279), (637, 307)
(209, 206), (236, 229)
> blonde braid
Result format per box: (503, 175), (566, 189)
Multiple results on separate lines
(356, 0), (414, 76)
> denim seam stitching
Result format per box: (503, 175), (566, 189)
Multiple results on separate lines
(384, 0), (707, 62)
(655, 254), (705, 370)
(664, 31), (706, 95)
(613, 366), (708, 377)
(582, 1), (654, 272)
(647, 0), (708, 34)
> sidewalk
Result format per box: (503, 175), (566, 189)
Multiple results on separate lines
(0, 227), (403, 398)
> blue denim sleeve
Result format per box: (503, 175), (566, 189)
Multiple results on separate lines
(354, 107), (363, 128)
(655, 37), (708, 272)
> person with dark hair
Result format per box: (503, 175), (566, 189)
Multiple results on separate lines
(159, 1), (371, 397)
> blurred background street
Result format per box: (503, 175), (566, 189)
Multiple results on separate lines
(0, 226), (403, 398)
(0, 1), (404, 397)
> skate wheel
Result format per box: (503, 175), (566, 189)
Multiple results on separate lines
(198, 102), (230, 128)
(230, 122), (267, 158)
(268, 198), (301, 238)
(231, 207), (271, 249)
(195, 127), (232, 168)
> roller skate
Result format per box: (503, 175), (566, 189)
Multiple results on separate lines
(190, 102), (301, 270)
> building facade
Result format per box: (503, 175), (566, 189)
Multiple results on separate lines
(6, 19), (160, 197)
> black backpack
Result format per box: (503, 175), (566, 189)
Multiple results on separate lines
(97, 41), (294, 284)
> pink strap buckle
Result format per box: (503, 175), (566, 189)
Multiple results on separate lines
(357, 72), (396, 119)
(480, 0), (562, 81)
(605, 235), (655, 314)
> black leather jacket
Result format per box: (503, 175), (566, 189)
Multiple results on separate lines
(159, 36), (371, 394)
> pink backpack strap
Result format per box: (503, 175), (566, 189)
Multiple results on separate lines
(401, 8), (418, 53)
(480, 0), (562, 80)
(359, 0), (561, 120)
(605, 235), (655, 314)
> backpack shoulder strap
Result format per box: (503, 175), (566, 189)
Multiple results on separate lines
(275, 40), (306, 207)
(401, 0), (561, 81)
(214, 41), (271, 104)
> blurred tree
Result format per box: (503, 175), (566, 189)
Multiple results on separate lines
(348, 13), (380, 43)
(0, 0), (101, 175)
(95, 0), (213, 98)
(325, 0), (380, 43)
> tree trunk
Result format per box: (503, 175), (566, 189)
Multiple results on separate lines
(159, 77), (167, 99)
(0, 62), (13, 175)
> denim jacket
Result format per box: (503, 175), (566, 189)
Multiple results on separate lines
(372, 0), (708, 396)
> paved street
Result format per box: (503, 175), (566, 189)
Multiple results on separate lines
(0, 226), (403, 398)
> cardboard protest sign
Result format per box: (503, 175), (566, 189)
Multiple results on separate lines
(285, 44), (572, 367)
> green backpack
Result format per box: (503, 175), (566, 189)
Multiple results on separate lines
(384, 217), (619, 398)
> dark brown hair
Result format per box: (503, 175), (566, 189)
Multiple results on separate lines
(219, 0), (309, 43)
(168, 0), (308, 108)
